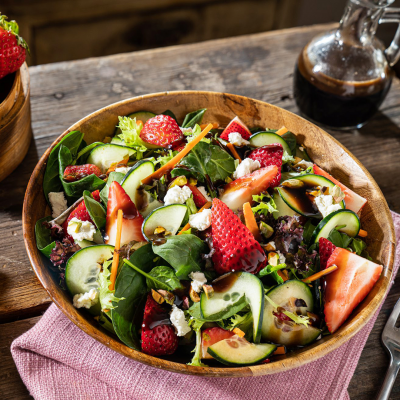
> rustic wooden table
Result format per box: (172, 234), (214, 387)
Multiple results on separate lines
(1, 23), (400, 399)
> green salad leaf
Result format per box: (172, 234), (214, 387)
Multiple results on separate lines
(281, 131), (297, 156)
(117, 116), (149, 158)
(74, 142), (103, 165)
(154, 150), (178, 167)
(327, 228), (353, 249)
(34, 216), (56, 258)
(265, 295), (310, 327)
(152, 234), (208, 279)
(257, 263), (286, 278)
(146, 266), (183, 291)
(98, 260), (124, 312)
(303, 219), (318, 245)
(99, 171), (125, 206)
(83, 190), (106, 229)
(251, 192), (278, 216)
(182, 108), (206, 128)
(161, 109), (178, 122)
(43, 130), (84, 202)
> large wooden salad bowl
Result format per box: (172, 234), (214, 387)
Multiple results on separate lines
(23, 91), (396, 377)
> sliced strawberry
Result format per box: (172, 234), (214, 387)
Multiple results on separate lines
(62, 190), (101, 241)
(105, 181), (145, 246)
(324, 248), (383, 333)
(247, 144), (283, 188)
(219, 165), (278, 211)
(186, 184), (208, 208)
(220, 116), (251, 141)
(141, 294), (178, 356)
(313, 164), (367, 214)
(63, 164), (103, 182)
(140, 115), (183, 147)
(211, 198), (267, 275)
(319, 238), (336, 269)
(201, 327), (235, 359)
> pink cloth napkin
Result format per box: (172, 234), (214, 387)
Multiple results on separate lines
(12, 212), (400, 400)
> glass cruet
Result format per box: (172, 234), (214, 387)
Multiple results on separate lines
(293, 0), (400, 130)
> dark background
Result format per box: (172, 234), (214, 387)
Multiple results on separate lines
(1, 0), (380, 66)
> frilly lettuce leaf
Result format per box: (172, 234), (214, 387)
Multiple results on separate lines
(251, 192), (278, 216)
(117, 116), (149, 159)
(98, 260), (124, 312)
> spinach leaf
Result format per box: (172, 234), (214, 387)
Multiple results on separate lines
(281, 131), (297, 156)
(349, 238), (367, 255)
(171, 167), (204, 182)
(161, 109), (178, 122)
(303, 219), (318, 244)
(43, 130), (84, 202)
(74, 142), (103, 165)
(83, 190), (106, 229)
(182, 108), (206, 128)
(111, 244), (156, 350)
(146, 266), (183, 291)
(58, 145), (106, 202)
(99, 171), (125, 206)
(35, 216), (56, 257)
(152, 234), (207, 279)
(179, 141), (235, 184)
(327, 228), (353, 249)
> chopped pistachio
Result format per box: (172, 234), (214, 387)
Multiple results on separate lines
(264, 241), (276, 252)
(157, 289), (175, 305)
(189, 177), (198, 185)
(203, 284), (214, 299)
(169, 175), (187, 188)
(154, 226), (166, 235)
(281, 179), (305, 188)
(151, 289), (165, 304)
(259, 222), (274, 239)
(268, 252), (279, 267)
(189, 286), (200, 303)
(331, 185), (345, 203)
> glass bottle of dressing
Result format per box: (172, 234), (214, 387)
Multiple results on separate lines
(293, 0), (400, 130)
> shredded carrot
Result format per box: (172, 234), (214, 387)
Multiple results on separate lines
(233, 328), (245, 337)
(243, 202), (262, 241)
(178, 201), (212, 235)
(272, 346), (286, 356)
(200, 122), (219, 130)
(141, 123), (213, 185)
(358, 229), (368, 238)
(302, 265), (338, 283)
(277, 270), (289, 282)
(275, 126), (288, 136)
(109, 209), (123, 290)
(226, 143), (242, 162)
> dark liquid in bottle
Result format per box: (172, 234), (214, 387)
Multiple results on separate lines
(293, 49), (392, 129)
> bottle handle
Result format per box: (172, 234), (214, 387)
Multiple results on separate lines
(380, 8), (400, 66)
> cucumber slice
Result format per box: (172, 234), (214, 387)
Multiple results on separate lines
(261, 280), (320, 347)
(310, 209), (360, 244)
(142, 204), (187, 240)
(65, 244), (114, 297)
(277, 174), (345, 217)
(87, 144), (135, 173)
(75, 229), (104, 248)
(272, 189), (299, 218)
(121, 160), (154, 210)
(200, 271), (265, 343)
(110, 137), (124, 145)
(207, 336), (276, 366)
(249, 131), (292, 155)
(114, 111), (156, 135)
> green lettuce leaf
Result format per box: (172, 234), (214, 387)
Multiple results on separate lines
(117, 116), (149, 158)
(251, 192), (278, 216)
(98, 260), (124, 312)
(265, 295), (310, 327)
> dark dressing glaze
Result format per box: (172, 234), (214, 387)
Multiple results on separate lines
(212, 272), (241, 293)
(279, 182), (321, 217)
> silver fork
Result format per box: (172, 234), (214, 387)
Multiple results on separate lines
(377, 299), (400, 400)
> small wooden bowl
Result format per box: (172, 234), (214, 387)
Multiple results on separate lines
(0, 63), (32, 183)
(23, 91), (395, 377)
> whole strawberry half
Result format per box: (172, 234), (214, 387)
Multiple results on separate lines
(141, 293), (178, 356)
(105, 181), (145, 246)
(140, 115), (183, 148)
(0, 15), (29, 80)
(63, 164), (103, 182)
(220, 116), (251, 141)
(211, 198), (267, 275)
(319, 237), (336, 269)
(62, 190), (101, 241)
(247, 144), (283, 188)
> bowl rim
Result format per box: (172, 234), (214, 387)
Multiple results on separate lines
(23, 90), (396, 377)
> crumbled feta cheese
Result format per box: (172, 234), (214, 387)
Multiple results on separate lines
(115, 166), (130, 175)
(67, 217), (97, 242)
(228, 132), (250, 147)
(294, 159), (313, 169)
(189, 271), (207, 293)
(73, 289), (99, 309)
(314, 194), (342, 218)
(233, 158), (260, 179)
(164, 185), (192, 205)
(197, 186), (212, 202)
(48, 192), (68, 218)
(189, 209), (212, 231)
(277, 250), (286, 264)
(170, 305), (191, 336)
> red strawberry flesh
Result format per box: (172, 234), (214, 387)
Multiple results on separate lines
(140, 115), (183, 147)
(247, 144), (283, 188)
(220, 116), (251, 141)
(211, 198), (266, 275)
(141, 294), (178, 356)
(201, 327), (235, 359)
(186, 184), (208, 208)
(319, 237), (337, 269)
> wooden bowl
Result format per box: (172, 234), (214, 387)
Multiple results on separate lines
(0, 63), (32, 182)
(23, 91), (395, 377)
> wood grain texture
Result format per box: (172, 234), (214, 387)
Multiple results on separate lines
(0, 22), (399, 396)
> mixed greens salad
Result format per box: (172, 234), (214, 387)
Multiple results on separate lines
(35, 107), (383, 366)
